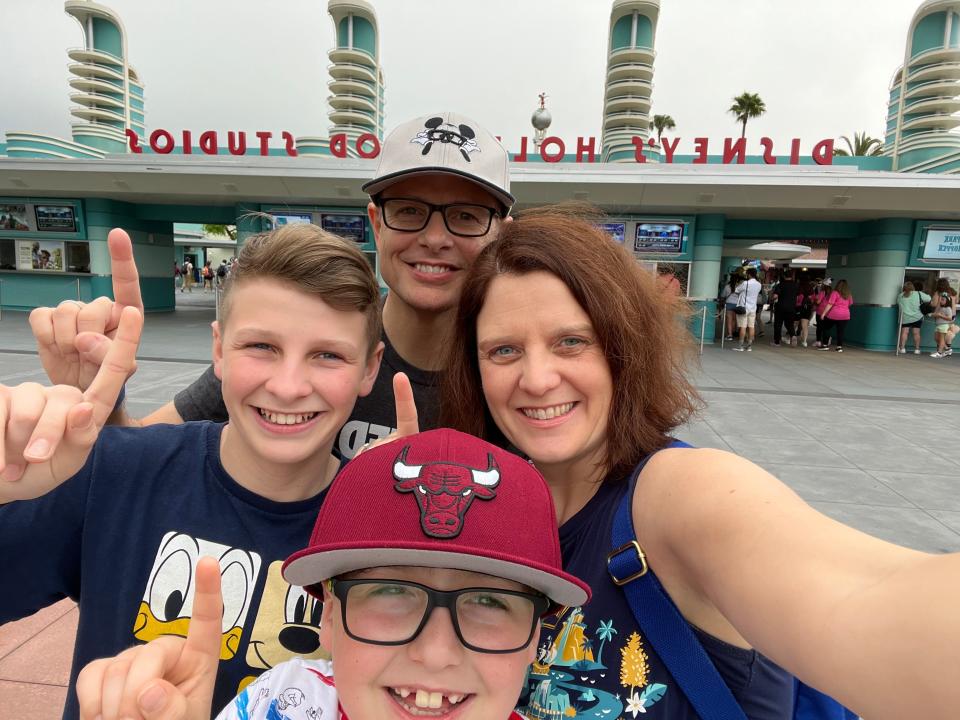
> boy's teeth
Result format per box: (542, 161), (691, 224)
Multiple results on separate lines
(522, 402), (574, 420)
(258, 409), (317, 425)
(392, 687), (466, 711)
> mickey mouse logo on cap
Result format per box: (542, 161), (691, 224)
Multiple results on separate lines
(393, 444), (500, 539)
(410, 117), (481, 162)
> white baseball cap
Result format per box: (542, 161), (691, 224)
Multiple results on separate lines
(362, 112), (515, 211)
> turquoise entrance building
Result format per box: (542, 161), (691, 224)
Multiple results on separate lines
(2, 0), (960, 352)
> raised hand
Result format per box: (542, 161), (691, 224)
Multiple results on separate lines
(0, 306), (142, 501)
(29, 228), (144, 390)
(393, 371), (420, 437)
(76, 557), (223, 720)
(356, 372), (421, 455)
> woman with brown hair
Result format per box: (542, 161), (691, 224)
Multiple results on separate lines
(439, 206), (958, 720)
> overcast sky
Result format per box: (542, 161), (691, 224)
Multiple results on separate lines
(1, 0), (926, 155)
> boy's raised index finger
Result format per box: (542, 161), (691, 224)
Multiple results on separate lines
(107, 228), (144, 314)
(83, 306), (141, 425)
(184, 556), (224, 661)
(392, 372), (419, 437)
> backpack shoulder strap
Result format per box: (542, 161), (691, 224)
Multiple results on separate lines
(608, 444), (748, 720)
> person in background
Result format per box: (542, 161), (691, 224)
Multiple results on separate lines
(771, 268), (799, 347)
(732, 267), (762, 352)
(719, 270), (742, 341)
(181, 258), (194, 293)
(812, 277), (832, 348)
(216, 259), (228, 287)
(817, 279), (854, 353)
(795, 278), (815, 347)
(930, 286), (956, 358)
(897, 281), (930, 355)
(202, 261), (214, 292)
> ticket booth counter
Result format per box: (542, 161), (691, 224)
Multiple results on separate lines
(902, 224), (960, 351)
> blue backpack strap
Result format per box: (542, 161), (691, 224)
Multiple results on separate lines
(608, 442), (748, 720)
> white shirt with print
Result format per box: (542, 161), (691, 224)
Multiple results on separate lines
(214, 657), (531, 720)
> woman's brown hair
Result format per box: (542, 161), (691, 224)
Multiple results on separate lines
(440, 205), (702, 480)
(835, 279), (852, 300)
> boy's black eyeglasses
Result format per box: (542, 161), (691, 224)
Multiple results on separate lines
(329, 578), (549, 654)
(377, 198), (500, 238)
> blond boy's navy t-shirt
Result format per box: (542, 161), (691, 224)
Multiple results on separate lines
(0, 422), (329, 720)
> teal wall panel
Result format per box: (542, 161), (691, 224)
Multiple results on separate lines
(0, 273), (86, 310)
(912, 12), (947, 57)
(844, 306), (900, 351)
(71, 133), (125, 154)
(636, 14), (653, 48)
(353, 17), (376, 56)
(611, 15), (632, 50)
(690, 214), (725, 342)
(82, 199), (175, 312)
(91, 17), (123, 58)
(724, 219), (859, 240)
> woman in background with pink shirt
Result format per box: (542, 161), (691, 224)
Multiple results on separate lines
(812, 278), (832, 348)
(817, 279), (854, 353)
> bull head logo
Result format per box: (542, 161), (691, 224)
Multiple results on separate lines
(393, 445), (500, 538)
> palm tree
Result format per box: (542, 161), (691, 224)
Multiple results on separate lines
(202, 224), (237, 241)
(728, 92), (766, 138)
(650, 114), (676, 145)
(595, 619), (617, 667)
(833, 132), (883, 157)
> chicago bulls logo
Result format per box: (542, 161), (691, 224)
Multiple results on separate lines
(393, 445), (500, 538)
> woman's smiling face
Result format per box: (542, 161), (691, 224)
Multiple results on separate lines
(475, 271), (613, 477)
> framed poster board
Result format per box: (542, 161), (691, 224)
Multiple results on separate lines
(634, 222), (684, 254)
(35, 205), (77, 233)
(0, 204), (31, 231)
(321, 213), (366, 244)
(17, 239), (65, 271)
(271, 213), (313, 227)
(598, 222), (626, 244)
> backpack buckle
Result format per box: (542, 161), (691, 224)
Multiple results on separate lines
(607, 540), (649, 586)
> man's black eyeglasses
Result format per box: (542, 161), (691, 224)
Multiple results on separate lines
(378, 198), (500, 238)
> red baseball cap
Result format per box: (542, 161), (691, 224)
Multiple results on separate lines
(283, 428), (589, 608)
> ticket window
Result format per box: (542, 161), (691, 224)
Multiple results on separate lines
(904, 269), (959, 294)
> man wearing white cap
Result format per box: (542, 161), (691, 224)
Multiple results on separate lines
(28, 113), (513, 459)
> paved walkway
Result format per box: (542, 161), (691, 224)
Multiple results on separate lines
(1, 299), (958, 718)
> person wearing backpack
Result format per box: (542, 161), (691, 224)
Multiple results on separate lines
(897, 282), (931, 355)
(216, 259), (228, 287)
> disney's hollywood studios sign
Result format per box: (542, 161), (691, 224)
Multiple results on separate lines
(126, 128), (835, 165)
(329, 132), (836, 165)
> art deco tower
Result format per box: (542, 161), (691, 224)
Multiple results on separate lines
(884, 0), (960, 172)
(600, 0), (659, 163)
(6, 0), (144, 158)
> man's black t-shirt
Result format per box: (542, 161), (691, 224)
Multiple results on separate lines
(173, 329), (438, 459)
(773, 280), (799, 312)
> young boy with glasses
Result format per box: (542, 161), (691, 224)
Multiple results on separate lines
(76, 429), (590, 720)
